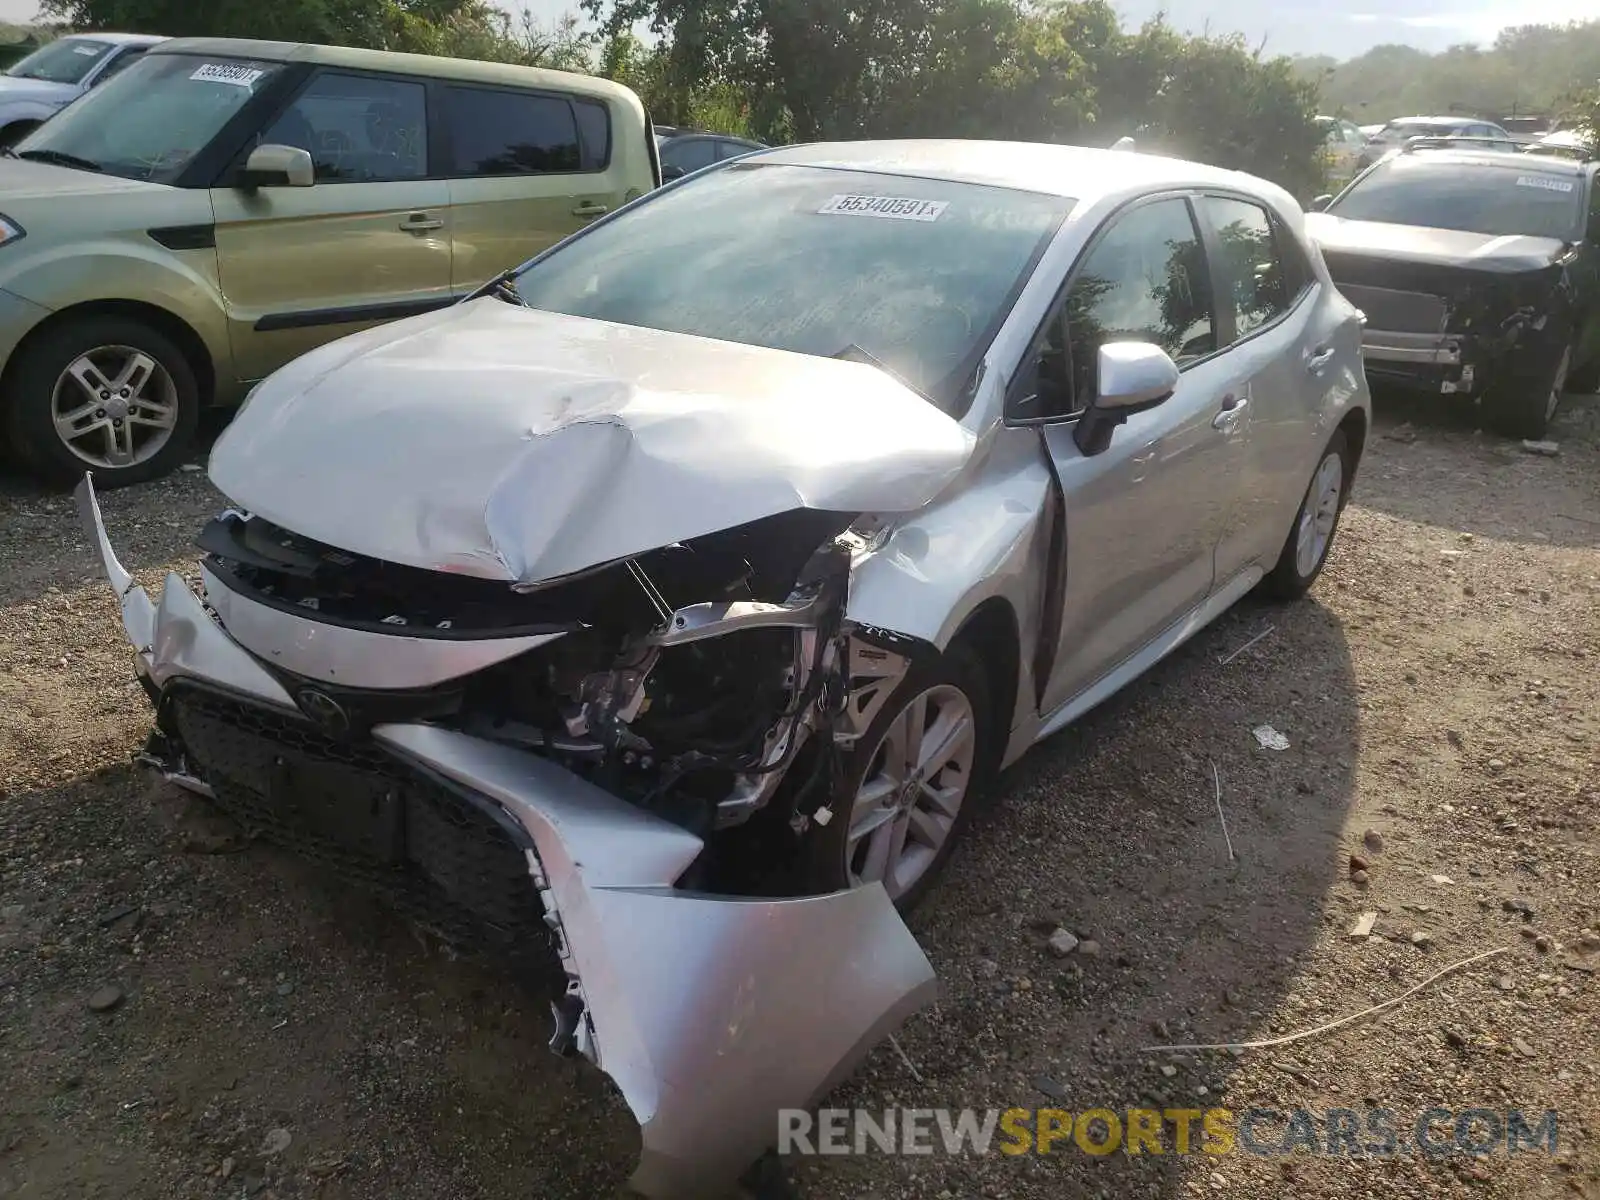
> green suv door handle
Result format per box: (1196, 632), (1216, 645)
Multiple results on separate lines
(572, 202), (610, 218)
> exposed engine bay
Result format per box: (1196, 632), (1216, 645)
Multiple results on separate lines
(194, 503), (912, 892)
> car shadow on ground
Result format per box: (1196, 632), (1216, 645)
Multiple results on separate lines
(1357, 388), (1600, 550)
(798, 589), (1359, 1197)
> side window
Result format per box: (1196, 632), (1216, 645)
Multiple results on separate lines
(572, 98), (610, 171)
(661, 137), (719, 174)
(443, 86), (581, 176)
(716, 139), (760, 161)
(93, 48), (146, 86)
(260, 72), (427, 183)
(1066, 198), (1215, 400)
(1012, 197), (1214, 421)
(1199, 195), (1290, 340)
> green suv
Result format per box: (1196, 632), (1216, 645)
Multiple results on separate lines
(0, 37), (656, 487)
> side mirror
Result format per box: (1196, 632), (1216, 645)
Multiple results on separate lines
(1309, 193), (1334, 212)
(1074, 342), (1179, 456)
(241, 143), (314, 189)
(661, 163), (687, 181)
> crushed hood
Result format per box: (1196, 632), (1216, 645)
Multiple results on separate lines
(1305, 213), (1569, 274)
(209, 300), (976, 586)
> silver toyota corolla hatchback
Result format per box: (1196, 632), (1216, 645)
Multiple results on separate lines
(79, 141), (1371, 1197)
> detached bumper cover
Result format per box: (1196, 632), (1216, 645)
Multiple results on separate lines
(76, 478), (938, 1198)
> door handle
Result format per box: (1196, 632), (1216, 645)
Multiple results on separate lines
(572, 202), (609, 218)
(399, 213), (443, 232)
(1212, 395), (1249, 430)
(1306, 346), (1336, 374)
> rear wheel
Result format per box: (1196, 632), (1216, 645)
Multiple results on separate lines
(1482, 341), (1569, 441)
(1261, 429), (1351, 601)
(0, 120), (39, 148)
(3, 314), (200, 488)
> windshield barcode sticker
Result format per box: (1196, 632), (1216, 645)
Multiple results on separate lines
(818, 194), (948, 222)
(190, 63), (266, 88)
(1515, 175), (1574, 193)
(73, 45), (100, 55)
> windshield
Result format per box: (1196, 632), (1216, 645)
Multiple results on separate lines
(5, 38), (113, 85)
(15, 52), (282, 183)
(1328, 159), (1583, 240)
(511, 163), (1072, 404)
(1378, 121), (1464, 142)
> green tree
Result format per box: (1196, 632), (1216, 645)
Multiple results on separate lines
(38, 0), (486, 51)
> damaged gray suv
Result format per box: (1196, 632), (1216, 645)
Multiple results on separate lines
(80, 141), (1371, 1196)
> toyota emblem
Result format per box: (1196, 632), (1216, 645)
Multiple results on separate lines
(295, 687), (350, 736)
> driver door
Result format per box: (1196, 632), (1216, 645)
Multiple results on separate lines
(210, 69), (453, 384)
(1019, 195), (1255, 716)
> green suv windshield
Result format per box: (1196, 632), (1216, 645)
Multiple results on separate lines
(5, 38), (114, 85)
(15, 53), (283, 183)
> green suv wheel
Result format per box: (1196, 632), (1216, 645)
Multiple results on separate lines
(5, 314), (200, 489)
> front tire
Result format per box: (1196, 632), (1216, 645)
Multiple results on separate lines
(3, 314), (200, 488)
(797, 643), (992, 913)
(1261, 429), (1351, 601)
(1482, 341), (1569, 441)
(0, 120), (39, 148)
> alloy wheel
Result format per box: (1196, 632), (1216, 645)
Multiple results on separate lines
(51, 344), (179, 469)
(845, 683), (976, 901)
(1294, 450), (1344, 579)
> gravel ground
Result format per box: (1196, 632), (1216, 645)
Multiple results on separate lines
(2, 394), (1598, 1200)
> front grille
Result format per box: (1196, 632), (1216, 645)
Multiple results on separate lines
(1338, 283), (1448, 334)
(167, 684), (555, 977)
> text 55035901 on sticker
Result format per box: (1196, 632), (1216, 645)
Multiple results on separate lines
(818, 194), (949, 222)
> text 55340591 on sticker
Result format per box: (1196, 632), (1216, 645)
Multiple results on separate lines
(190, 63), (267, 89)
(1515, 175), (1576, 193)
(817, 194), (949, 222)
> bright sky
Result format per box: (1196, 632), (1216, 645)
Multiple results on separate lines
(0, 0), (1593, 61)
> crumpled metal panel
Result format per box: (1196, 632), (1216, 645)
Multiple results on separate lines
(76, 477), (295, 711)
(374, 724), (939, 1199)
(207, 301), (975, 586)
(198, 563), (566, 690)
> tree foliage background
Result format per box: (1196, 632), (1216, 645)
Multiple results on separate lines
(1294, 20), (1600, 129)
(44, 0), (1597, 199)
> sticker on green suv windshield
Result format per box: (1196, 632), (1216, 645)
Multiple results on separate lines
(190, 63), (267, 88)
(1515, 175), (1575, 193)
(817, 194), (948, 222)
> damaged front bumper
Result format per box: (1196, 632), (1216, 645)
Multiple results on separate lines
(76, 477), (937, 1198)
(1360, 329), (1479, 394)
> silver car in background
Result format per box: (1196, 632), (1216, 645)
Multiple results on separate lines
(0, 33), (166, 146)
(79, 141), (1371, 1197)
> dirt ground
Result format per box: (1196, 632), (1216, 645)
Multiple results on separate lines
(2, 392), (1598, 1200)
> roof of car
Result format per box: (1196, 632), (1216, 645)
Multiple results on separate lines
(1387, 116), (1488, 127)
(68, 32), (168, 46)
(1393, 148), (1591, 175)
(748, 140), (1282, 205)
(147, 37), (636, 102)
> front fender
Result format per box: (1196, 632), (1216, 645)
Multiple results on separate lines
(1, 238), (230, 369)
(0, 100), (64, 127)
(845, 428), (1051, 715)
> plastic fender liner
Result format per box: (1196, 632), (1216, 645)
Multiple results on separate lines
(372, 724), (939, 1199)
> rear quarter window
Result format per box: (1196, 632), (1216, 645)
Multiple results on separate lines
(443, 85), (584, 176)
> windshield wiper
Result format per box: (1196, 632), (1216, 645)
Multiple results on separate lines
(466, 264), (528, 306)
(17, 148), (102, 173)
(830, 343), (934, 404)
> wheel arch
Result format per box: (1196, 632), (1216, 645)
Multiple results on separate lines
(1, 299), (217, 408)
(945, 597), (1022, 777)
(1336, 406), (1367, 493)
